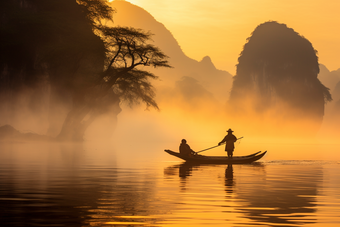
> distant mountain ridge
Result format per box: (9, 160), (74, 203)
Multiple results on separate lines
(106, 1), (340, 141)
(109, 0), (192, 66)
(108, 0), (233, 103)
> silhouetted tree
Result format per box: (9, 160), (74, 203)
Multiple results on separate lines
(41, 0), (113, 137)
(57, 26), (171, 140)
(228, 21), (332, 137)
(0, 0), (112, 89)
(1, 0), (171, 141)
(0, 0), (113, 134)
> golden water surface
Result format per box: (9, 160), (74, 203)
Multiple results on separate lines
(0, 142), (339, 226)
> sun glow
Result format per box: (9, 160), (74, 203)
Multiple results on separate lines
(109, 0), (138, 4)
(108, 0), (340, 75)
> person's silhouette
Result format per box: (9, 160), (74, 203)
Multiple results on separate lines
(179, 139), (196, 156)
(218, 129), (237, 158)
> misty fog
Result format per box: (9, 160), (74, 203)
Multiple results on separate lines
(1, 1), (340, 159)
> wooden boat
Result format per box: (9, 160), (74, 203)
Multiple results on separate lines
(164, 150), (267, 164)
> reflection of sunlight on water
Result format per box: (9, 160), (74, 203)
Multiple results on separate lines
(0, 142), (339, 226)
(160, 162), (339, 226)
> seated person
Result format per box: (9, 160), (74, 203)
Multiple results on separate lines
(179, 139), (196, 156)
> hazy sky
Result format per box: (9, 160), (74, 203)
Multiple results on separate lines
(111, 0), (340, 75)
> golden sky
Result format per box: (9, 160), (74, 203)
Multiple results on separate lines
(111, 0), (340, 75)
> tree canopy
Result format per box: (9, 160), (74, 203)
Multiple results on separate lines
(0, 0), (171, 141)
(98, 26), (171, 109)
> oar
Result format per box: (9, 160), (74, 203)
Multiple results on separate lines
(196, 145), (220, 154)
(196, 137), (244, 154)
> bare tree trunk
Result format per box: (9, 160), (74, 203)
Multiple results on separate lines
(56, 91), (121, 141)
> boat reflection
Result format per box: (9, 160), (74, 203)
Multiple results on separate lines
(164, 161), (321, 226)
(164, 162), (200, 191)
(1, 143), (325, 227)
(179, 162), (194, 178)
(225, 164), (234, 194)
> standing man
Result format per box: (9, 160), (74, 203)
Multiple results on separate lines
(218, 129), (237, 158)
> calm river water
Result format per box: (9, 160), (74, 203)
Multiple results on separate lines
(0, 141), (339, 226)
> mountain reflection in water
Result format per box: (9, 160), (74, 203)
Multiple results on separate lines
(1, 143), (340, 226)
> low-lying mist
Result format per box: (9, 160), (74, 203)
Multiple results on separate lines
(1, 2), (340, 162)
(1, 66), (339, 162)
